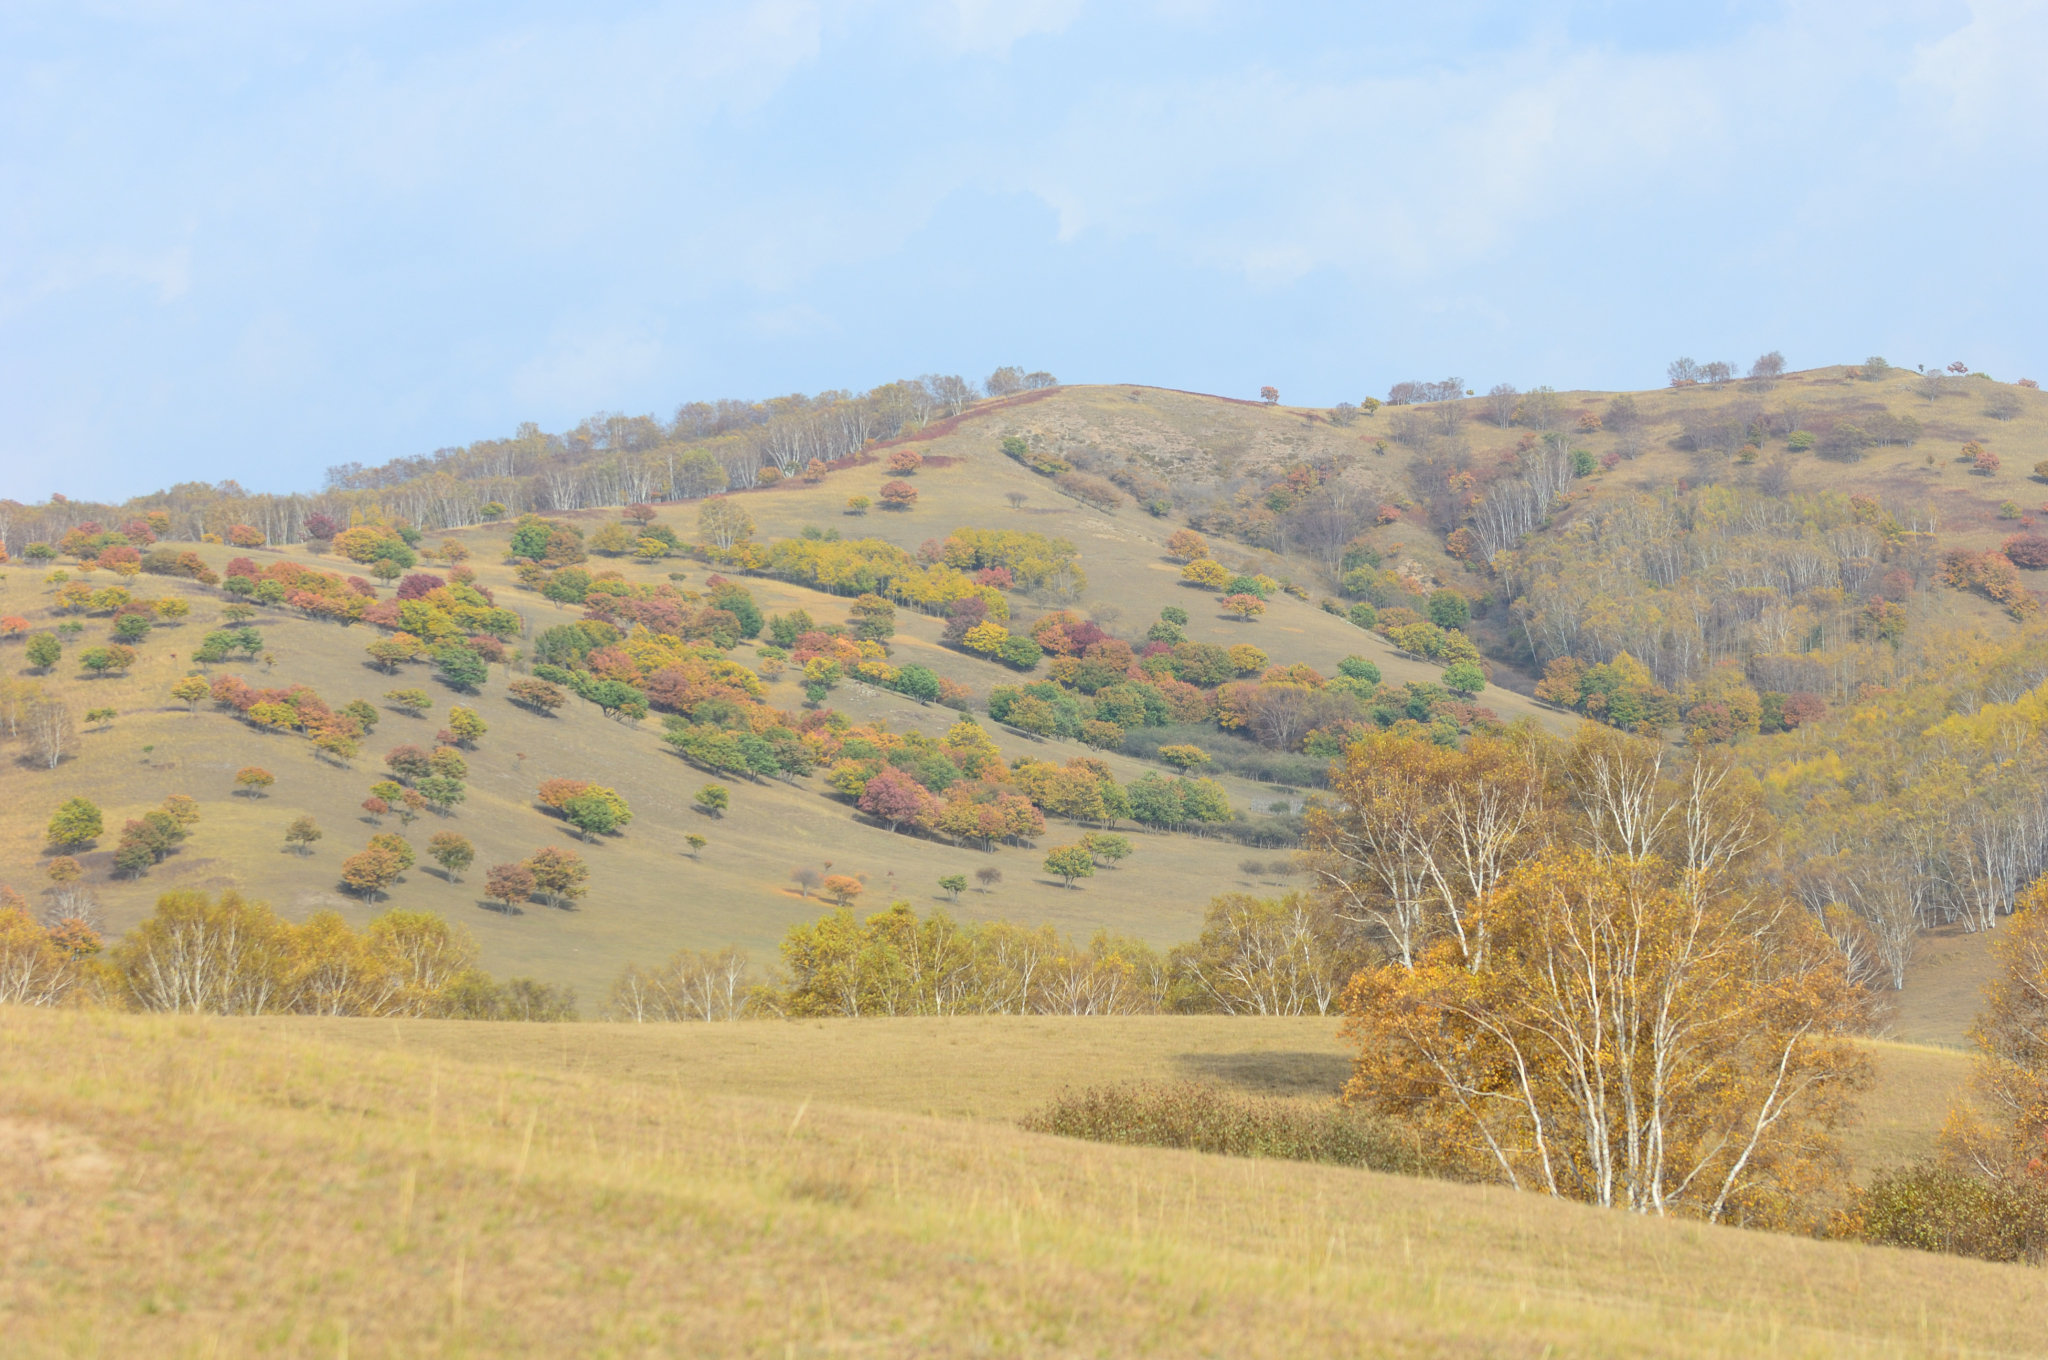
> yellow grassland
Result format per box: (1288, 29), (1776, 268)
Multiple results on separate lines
(1, 1005), (2030, 1358)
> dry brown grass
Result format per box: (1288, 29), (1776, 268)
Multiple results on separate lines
(248, 1012), (1974, 1178)
(1888, 926), (2002, 1048)
(2, 1005), (2039, 1358)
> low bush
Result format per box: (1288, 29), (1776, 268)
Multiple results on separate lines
(1847, 1163), (2048, 1264)
(1020, 1081), (1439, 1176)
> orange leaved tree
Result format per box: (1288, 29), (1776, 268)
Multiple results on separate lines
(1342, 847), (1866, 1226)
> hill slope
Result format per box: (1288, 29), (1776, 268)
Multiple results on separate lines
(5, 370), (2046, 1011)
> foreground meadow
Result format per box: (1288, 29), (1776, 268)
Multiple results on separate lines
(2, 1006), (2034, 1358)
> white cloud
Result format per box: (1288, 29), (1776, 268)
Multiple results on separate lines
(1906, 0), (2048, 137)
(928, 0), (1084, 55)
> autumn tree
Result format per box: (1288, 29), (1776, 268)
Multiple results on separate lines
(879, 480), (919, 510)
(1221, 593), (1266, 622)
(234, 767), (275, 797)
(1044, 844), (1096, 889)
(285, 815), (323, 856)
(790, 866), (822, 898)
(171, 676), (209, 713)
(379, 744), (433, 785)
(698, 499), (754, 550)
(1939, 883), (2048, 1188)
(1173, 892), (1357, 1015)
(385, 684), (432, 716)
(695, 784), (729, 818)
(974, 867), (1002, 892)
(1342, 848), (1866, 1227)
(859, 766), (938, 833)
(509, 677), (565, 715)
(822, 874), (864, 908)
(446, 705), (487, 746)
(485, 861), (536, 910)
(527, 846), (590, 909)
(685, 834), (708, 859)
(1164, 529), (1208, 561)
(46, 797), (103, 850)
(428, 832), (475, 882)
(1304, 731), (1547, 968)
(340, 846), (405, 902)
(938, 875), (967, 901)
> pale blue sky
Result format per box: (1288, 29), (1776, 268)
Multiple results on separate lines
(3, 1), (2043, 499)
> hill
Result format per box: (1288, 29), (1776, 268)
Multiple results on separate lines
(4, 365), (2046, 1014)
(3, 1005), (2030, 1357)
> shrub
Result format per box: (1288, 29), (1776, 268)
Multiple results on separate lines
(878, 481), (919, 510)
(2002, 535), (2048, 570)
(1849, 1164), (2048, 1264)
(1021, 1082), (1432, 1175)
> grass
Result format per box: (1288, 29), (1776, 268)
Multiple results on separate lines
(237, 1011), (1966, 1180)
(1886, 925), (2001, 1047)
(0, 1005), (2035, 1357)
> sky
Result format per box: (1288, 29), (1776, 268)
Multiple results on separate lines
(3, 0), (2045, 501)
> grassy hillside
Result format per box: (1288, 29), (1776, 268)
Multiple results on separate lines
(1, 1005), (2021, 1357)
(0, 388), (1566, 1001)
(6, 371), (2044, 1018)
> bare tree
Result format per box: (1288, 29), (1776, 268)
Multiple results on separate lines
(1289, 503), (1362, 574)
(1668, 357), (1703, 385)
(27, 700), (73, 770)
(1749, 351), (1785, 380)
(924, 374), (976, 416)
(1486, 383), (1519, 427)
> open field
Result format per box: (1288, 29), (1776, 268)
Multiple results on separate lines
(0, 1006), (2025, 1358)
(260, 1011), (1971, 1178)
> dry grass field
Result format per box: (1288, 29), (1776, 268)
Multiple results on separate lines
(1, 1005), (2026, 1358)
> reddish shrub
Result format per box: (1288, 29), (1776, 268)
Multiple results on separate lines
(2002, 535), (2048, 570)
(395, 572), (446, 599)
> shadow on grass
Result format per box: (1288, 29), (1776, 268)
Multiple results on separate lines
(1172, 1050), (1352, 1099)
(477, 898), (525, 916)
